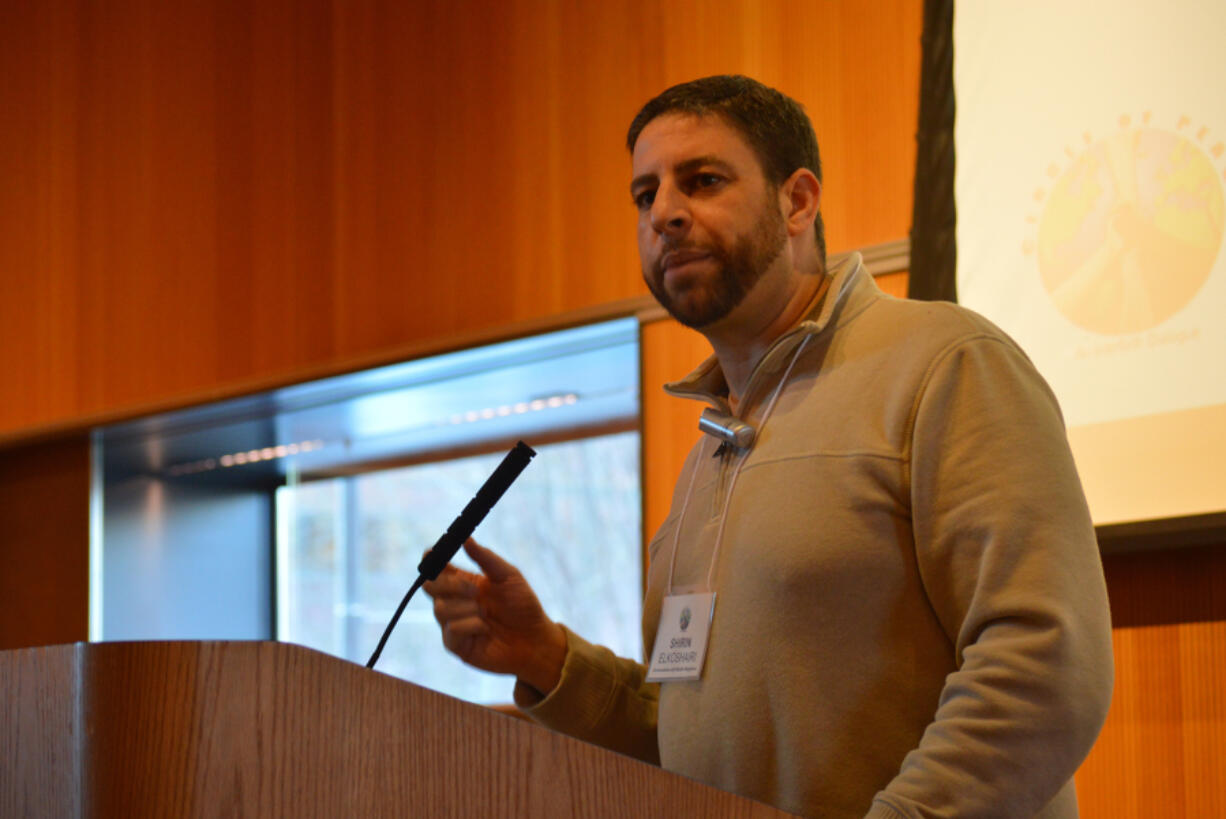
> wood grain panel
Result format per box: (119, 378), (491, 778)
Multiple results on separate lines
(0, 643), (79, 818)
(1, 641), (792, 817)
(874, 270), (909, 299)
(0, 435), (90, 650)
(640, 316), (713, 556)
(0, 0), (921, 442)
(1076, 545), (1226, 817)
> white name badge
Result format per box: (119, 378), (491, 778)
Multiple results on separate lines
(646, 592), (716, 682)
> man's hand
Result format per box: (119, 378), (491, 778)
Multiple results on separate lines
(422, 538), (567, 696)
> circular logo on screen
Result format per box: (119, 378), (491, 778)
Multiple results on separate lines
(1028, 118), (1224, 336)
(679, 606), (691, 632)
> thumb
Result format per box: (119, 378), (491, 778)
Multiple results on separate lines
(464, 538), (519, 583)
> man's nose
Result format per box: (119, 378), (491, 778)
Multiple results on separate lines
(650, 184), (691, 236)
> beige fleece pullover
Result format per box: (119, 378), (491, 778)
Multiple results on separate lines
(516, 254), (1113, 818)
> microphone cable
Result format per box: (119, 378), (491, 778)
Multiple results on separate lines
(365, 440), (537, 670)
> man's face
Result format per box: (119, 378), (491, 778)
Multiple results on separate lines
(630, 114), (787, 330)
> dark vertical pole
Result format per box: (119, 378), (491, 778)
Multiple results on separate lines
(908, 0), (958, 302)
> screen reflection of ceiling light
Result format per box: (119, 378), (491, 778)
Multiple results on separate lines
(445, 392), (577, 427)
(163, 439), (324, 477)
(162, 392), (579, 478)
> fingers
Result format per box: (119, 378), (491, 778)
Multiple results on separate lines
(432, 595), (480, 625)
(463, 538), (519, 583)
(433, 594), (491, 655)
(422, 564), (480, 600)
(430, 572), (495, 664)
(422, 540), (516, 594)
(443, 617), (491, 638)
(438, 598), (491, 643)
(439, 616), (491, 659)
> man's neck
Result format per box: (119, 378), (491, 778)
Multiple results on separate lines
(708, 272), (830, 411)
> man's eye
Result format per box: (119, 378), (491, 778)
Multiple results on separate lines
(696, 173), (722, 188)
(633, 190), (655, 210)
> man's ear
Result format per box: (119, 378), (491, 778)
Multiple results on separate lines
(779, 168), (821, 238)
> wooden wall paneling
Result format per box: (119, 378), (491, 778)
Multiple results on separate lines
(0, 436), (91, 650)
(783, 1), (923, 253)
(0, 1), (82, 424)
(497, 0), (649, 324)
(0, 0), (922, 442)
(639, 316), (713, 556)
(1178, 619), (1226, 817)
(874, 270), (909, 299)
(1075, 545), (1226, 817)
(608, 0), (922, 255)
(231, 0), (341, 379)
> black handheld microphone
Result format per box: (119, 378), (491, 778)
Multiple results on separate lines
(365, 440), (537, 670)
(416, 440), (537, 581)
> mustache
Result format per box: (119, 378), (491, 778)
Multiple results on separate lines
(654, 242), (722, 275)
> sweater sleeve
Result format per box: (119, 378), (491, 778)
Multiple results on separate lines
(513, 625), (661, 765)
(872, 333), (1114, 818)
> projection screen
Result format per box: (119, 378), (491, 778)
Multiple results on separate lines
(954, 1), (1226, 526)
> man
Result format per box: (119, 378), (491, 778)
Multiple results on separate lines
(426, 76), (1113, 818)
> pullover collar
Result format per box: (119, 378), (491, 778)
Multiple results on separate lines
(663, 252), (874, 415)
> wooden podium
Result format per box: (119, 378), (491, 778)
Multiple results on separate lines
(1, 641), (790, 817)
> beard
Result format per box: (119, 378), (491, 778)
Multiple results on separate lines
(644, 200), (787, 330)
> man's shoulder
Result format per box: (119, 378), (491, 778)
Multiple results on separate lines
(847, 284), (1021, 357)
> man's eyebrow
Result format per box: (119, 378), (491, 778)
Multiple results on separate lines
(674, 156), (734, 177)
(629, 156), (736, 195)
(629, 172), (657, 195)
